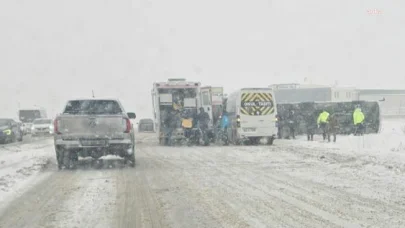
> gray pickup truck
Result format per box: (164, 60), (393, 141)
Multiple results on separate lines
(54, 99), (136, 169)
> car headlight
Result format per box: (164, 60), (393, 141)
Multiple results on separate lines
(3, 129), (11, 135)
(31, 126), (35, 130)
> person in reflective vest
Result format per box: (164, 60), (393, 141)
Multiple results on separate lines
(317, 110), (330, 140)
(353, 107), (365, 135)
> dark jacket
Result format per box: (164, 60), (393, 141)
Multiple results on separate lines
(285, 110), (297, 127)
(305, 113), (317, 131)
(197, 108), (210, 128)
(328, 115), (339, 133)
(164, 111), (178, 128)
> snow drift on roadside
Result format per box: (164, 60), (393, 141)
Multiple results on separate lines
(280, 118), (405, 173)
(0, 138), (54, 212)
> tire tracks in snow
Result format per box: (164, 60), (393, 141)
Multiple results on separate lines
(145, 145), (319, 227)
(0, 170), (80, 228)
(114, 145), (164, 228)
(54, 170), (118, 228)
(144, 144), (405, 227)
(141, 145), (250, 228)
(213, 145), (405, 227)
(187, 146), (334, 227)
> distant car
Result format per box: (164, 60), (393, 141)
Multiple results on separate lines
(31, 118), (54, 137)
(0, 118), (23, 144)
(18, 108), (47, 135)
(138, 118), (155, 132)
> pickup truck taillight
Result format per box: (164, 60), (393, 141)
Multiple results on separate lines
(54, 119), (61, 134)
(124, 118), (131, 133)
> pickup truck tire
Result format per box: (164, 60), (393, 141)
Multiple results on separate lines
(61, 150), (78, 170)
(125, 145), (135, 167)
(55, 149), (63, 170)
(128, 153), (135, 167)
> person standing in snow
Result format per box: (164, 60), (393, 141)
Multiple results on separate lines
(285, 108), (297, 139)
(327, 113), (338, 142)
(317, 109), (330, 141)
(197, 107), (210, 131)
(353, 107), (365, 135)
(163, 109), (175, 145)
(305, 111), (317, 141)
(220, 110), (229, 131)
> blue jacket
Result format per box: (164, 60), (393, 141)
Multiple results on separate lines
(220, 115), (229, 129)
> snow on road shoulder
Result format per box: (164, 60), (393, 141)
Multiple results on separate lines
(278, 119), (405, 170)
(272, 118), (405, 210)
(0, 138), (54, 212)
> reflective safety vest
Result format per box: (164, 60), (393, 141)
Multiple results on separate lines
(317, 111), (330, 124)
(353, 108), (365, 125)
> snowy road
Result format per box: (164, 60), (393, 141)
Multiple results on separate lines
(0, 129), (405, 227)
(0, 134), (50, 148)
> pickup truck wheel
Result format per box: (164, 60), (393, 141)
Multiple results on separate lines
(62, 150), (77, 170)
(129, 154), (135, 167)
(62, 152), (70, 169)
(70, 153), (78, 169)
(126, 151), (135, 167)
(56, 150), (63, 170)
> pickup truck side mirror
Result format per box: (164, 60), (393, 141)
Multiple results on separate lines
(127, 112), (136, 119)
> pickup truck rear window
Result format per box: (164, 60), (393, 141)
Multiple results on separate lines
(63, 100), (123, 115)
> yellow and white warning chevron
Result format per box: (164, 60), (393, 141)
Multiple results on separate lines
(240, 92), (274, 115)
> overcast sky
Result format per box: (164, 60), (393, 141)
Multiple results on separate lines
(1, 0), (403, 119)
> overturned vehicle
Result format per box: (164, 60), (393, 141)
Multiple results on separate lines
(276, 100), (381, 138)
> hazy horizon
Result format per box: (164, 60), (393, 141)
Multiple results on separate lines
(1, 0), (403, 119)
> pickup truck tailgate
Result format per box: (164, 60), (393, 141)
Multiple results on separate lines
(58, 115), (127, 137)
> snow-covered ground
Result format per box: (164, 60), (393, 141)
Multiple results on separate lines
(281, 118), (405, 172)
(0, 138), (54, 213)
(0, 120), (405, 227)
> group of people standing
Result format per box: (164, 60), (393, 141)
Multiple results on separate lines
(162, 107), (211, 145)
(278, 107), (366, 142)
